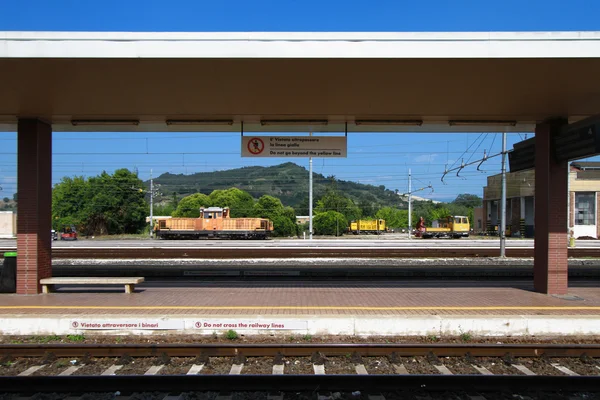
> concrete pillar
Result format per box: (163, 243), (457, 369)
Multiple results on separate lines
(511, 197), (521, 236)
(17, 119), (52, 294)
(534, 121), (568, 295)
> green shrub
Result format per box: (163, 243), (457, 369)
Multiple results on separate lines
(313, 211), (348, 236)
(225, 330), (239, 340)
(460, 332), (473, 342)
(66, 334), (85, 342)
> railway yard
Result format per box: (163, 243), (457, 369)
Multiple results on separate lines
(1, 237), (600, 399)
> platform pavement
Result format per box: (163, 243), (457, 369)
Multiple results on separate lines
(0, 283), (599, 337)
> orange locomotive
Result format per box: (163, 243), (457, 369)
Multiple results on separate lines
(154, 207), (273, 239)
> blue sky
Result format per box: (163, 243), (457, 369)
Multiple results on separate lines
(0, 129), (535, 203)
(0, 0), (599, 203)
(1, 0), (599, 32)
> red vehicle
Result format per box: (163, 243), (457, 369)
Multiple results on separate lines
(60, 225), (78, 241)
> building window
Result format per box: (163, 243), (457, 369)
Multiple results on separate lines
(575, 192), (596, 225)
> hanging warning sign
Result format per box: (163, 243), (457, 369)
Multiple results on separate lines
(241, 136), (347, 158)
(247, 137), (265, 155)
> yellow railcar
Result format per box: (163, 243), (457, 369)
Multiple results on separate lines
(349, 219), (386, 235)
(421, 216), (470, 239)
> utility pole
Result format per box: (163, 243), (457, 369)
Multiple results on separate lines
(402, 178), (433, 239)
(500, 132), (507, 257)
(309, 132), (313, 240)
(150, 169), (154, 239)
(408, 169), (412, 240)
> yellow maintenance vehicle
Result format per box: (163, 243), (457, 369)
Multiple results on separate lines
(421, 216), (470, 239)
(349, 219), (386, 235)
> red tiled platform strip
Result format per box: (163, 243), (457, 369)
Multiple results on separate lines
(1, 286), (600, 316)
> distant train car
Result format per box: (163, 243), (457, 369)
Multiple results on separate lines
(155, 207), (273, 239)
(60, 225), (78, 241)
(349, 219), (386, 235)
(420, 216), (470, 239)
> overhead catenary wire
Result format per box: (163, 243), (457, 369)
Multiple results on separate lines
(441, 152), (503, 184)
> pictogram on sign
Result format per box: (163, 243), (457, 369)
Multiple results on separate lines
(248, 138), (265, 155)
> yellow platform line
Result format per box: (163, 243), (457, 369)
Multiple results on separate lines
(1, 306), (600, 311)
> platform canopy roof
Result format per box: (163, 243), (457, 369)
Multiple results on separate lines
(1, 31), (600, 132)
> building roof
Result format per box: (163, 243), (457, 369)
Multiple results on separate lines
(571, 162), (600, 170)
(1, 31), (600, 133)
(3, 31), (600, 59)
(203, 207), (227, 212)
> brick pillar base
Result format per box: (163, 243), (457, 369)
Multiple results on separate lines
(534, 121), (568, 295)
(17, 119), (52, 294)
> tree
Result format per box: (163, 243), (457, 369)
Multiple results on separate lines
(253, 195), (296, 237)
(428, 206), (452, 223)
(295, 197), (310, 217)
(452, 194), (482, 208)
(172, 193), (210, 217)
(52, 176), (89, 232)
(313, 211), (347, 236)
(271, 215), (297, 237)
(412, 201), (436, 226)
(209, 188), (254, 217)
(375, 207), (408, 229)
(358, 198), (377, 218)
(253, 195), (285, 220)
(153, 203), (175, 216)
(85, 169), (148, 235)
(52, 169), (148, 235)
(2, 197), (9, 203)
(315, 188), (361, 222)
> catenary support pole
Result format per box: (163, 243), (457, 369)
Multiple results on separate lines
(309, 132), (313, 240)
(150, 169), (154, 238)
(500, 132), (507, 257)
(408, 169), (412, 240)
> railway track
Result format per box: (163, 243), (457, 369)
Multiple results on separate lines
(4, 342), (600, 357)
(1, 247), (600, 258)
(1, 343), (599, 397)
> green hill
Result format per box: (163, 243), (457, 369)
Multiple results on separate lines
(150, 162), (404, 211)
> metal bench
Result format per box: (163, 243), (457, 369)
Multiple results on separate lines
(40, 277), (144, 294)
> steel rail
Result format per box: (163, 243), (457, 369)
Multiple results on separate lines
(0, 375), (599, 393)
(2, 343), (600, 357)
(2, 247), (600, 258)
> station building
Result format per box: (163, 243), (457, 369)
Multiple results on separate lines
(296, 216), (310, 225)
(480, 162), (600, 239)
(0, 211), (16, 238)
